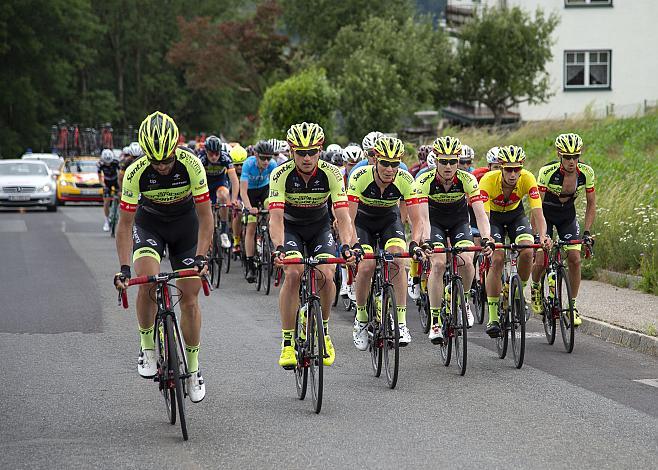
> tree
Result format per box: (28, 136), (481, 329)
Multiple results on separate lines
(456, 6), (559, 124)
(281, 0), (414, 57)
(323, 16), (454, 140)
(257, 68), (337, 140)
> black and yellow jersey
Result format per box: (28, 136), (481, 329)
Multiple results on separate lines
(268, 159), (348, 223)
(479, 169), (542, 213)
(347, 165), (416, 217)
(537, 161), (595, 209)
(413, 169), (481, 218)
(120, 147), (209, 219)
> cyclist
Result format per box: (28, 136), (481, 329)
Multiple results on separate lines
(409, 144), (432, 177)
(98, 148), (121, 232)
(349, 136), (421, 349)
(113, 111), (213, 403)
(199, 135), (239, 250)
(269, 122), (356, 369)
(341, 145), (365, 185)
(472, 147), (501, 182)
(479, 145), (551, 337)
(118, 142), (144, 185)
(412, 136), (493, 343)
(458, 145), (475, 173)
(229, 144), (248, 252)
(530, 133), (596, 326)
(350, 131), (409, 176)
(240, 140), (277, 282)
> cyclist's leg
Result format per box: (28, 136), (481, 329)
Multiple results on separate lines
(557, 217), (582, 298)
(381, 216), (408, 326)
(102, 184), (112, 218)
(353, 223), (377, 323)
(532, 219), (553, 284)
(279, 226), (303, 366)
(448, 222), (476, 295)
(485, 215), (506, 329)
(216, 183), (230, 229)
(509, 213), (535, 284)
(427, 224), (448, 313)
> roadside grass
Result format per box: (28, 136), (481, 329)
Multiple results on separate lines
(440, 110), (658, 294)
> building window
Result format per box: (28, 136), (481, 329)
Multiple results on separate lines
(565, 0), (613, 7)
(564, 50), (611, 90)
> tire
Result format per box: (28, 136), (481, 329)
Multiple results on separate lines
(210, 237), (221, 289)
(557, 266), (575, 353)
(223, 246), (231, 274)
(418, 291), (431, 334)
(541, 272), (556, 345)
(439, 303), (452, 367)
(46, 204), (57, 212)
(166, 314), (188, 440)
(382, 286), (399, 389)
(453, 279), (468, 376)
(294, 305), (308, 400)
(156, 317), (175, 425)
(495, 299), (509, 359)
(308, 299), (324, 413)
(256, 236), (263, 291)
(509, 275), (526, 369)
(476, 262), (487, 324)
(332, 266), (341, 307)
(369, 290), (383, 378)
(263, 233), (272, 295)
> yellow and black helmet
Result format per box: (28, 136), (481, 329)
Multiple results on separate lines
(499, 145), (526, 166)
(229, 144), (248, 164)
(138, 111), (179, 161)
(555, 133), (583, 154)
(286, 122), (325, 149)
(373, 136), (405, 161)
(432, 136), (462, 156)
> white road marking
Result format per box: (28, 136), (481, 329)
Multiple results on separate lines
(633, 378), (658, 388)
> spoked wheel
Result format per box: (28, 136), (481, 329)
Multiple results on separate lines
(381, 286), (399, 389)
(294, 305), (308, 400)
(541, 272), (556, 345)
(223, 245), (231, 274)
(166, 315), (188, 440)
(452, 279), (468, 376)
(472, 279), (485, 325)
(264, 234), (273, 295)
(439, 306), (452, 366)
(369, 293), (383, 378)
(256, 252), (263, 292)
(156, 318), (175, 425)
(332, 266), (341, 307)
(557, 267), (575, 353)
(418, 291), (431, 334)
(509, 276), (526, 369)
(495, 300), (509, 359)
(308, 299), (324, 413)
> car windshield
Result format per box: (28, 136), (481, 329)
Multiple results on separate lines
(0, 162), (48, 176)
(65, 160), (97, 173)
(41, 159), (63, 171)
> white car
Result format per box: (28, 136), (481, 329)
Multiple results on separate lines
(21, 153), (64, 178)
(0, 159), (57, 211)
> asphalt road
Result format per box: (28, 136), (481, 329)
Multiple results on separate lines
(1, 206), (657, 469)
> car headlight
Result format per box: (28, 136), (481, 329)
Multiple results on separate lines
(41, 184), (52, 192)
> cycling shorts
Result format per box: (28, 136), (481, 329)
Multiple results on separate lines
(429, 221), (474, 249)
(103, 179), (119, 198)
(284, 217), (336, 259)
(489, 205), (534, 244)
(208, 176), (229, 204)
(355, 212), (406, 253)
(246, 186), (269, 223)
(545, 212), (581, 251)
(132, 209), (198, 271)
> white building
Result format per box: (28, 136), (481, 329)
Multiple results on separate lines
(446, 0), (658, 120)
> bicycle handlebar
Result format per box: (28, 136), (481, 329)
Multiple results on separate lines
(360, 252), (414, 260)
(495, 243), (544, 250)
(432, 246), (484, 254)
(278, 256), (347, 265)
(119, 269), (210, 309)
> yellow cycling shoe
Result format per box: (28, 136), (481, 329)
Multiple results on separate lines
(323, 335), (336, 366)
(573, 308), (582, 327)
(278, 345), (296, 370)
(531, 285), (543, 315)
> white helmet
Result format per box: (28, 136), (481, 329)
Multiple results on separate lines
(342, 145), (365, 164)
(267, 138), (283, 154)
(101, 148), (115, 164)
(426, 151), (436, 169)
(486, 146), (500, 164)
(122, 146), (131, 155)
(362, 131), (384, 151)
(460, 145), (475, 161)
(278, 140), (290, 154)
(326, 143), (342, 154)
(220, 142), (231, 154)
(128, 142), (143, 157)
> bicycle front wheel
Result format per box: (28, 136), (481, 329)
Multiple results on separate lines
(166, 314), (188, 440)
(308, 299), (324, 413)
(509, 275), (526, 369)
(541, 272), (556, 345)
(439, 305), (452, 367)
(557, 266), (575, 353)
(223, 245), (231, 274)
(155, 317), (175, 425)
(418, 291), (431, 334)
(382, 286), (399, 389)
(369, 292), (383, 378)
(294, 305), (308, 400)
(495, 300), (509, 359)
(452, 279), (468, 376)
(263, 233), (273, 295)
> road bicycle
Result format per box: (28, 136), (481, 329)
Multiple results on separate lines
(471, 253), (489, 325)
(108, 188), (120, 238)
(208, 203), (232, 288)
(119, 270), (210, 440)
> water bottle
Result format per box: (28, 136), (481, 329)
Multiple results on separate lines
(299, 303), (307, 339)
(444, 284), (451, 313)
(548, 271), (556, 298)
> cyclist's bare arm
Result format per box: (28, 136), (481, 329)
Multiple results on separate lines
(347, 201), (359, 246)
(116, 208), (136, 267)
(471, 200), (491, 240)
(334, 206), (355, 247)
(407, 201), (424, 244)
(195, 199), (214, 256)
(239, 180), (253, 211)
(227, 168), (240, 203)
(584, 190), (596, 232)
(269, 208), (285, 249)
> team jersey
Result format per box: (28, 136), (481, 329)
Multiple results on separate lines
(472, 167), (489, 182)
(349, 158), (408, 176)
(198, 149), (233, 183)
(413, 169), (481, 218)
(119, 156), (137, 172)
(268, 159), (348, 223)
(97, 161), (119, 181)
(120, 148), (209, 219)
(479, 169), (542, 213)
(347, 165), (417, 218)
(240, 156), (276, 190)
(537, 161), (595, 209)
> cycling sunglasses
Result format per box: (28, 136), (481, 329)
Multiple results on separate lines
(560, 154), (580, 161)
(293, 148), (321, 157)
(437, 158), (459, 166)
(378, 160), (400, 168)
(148, 155), (176, 166)
(502, 166), (522, 173)
(258, 154), (273, 161)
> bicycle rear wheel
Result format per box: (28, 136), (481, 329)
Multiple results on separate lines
(156, 317), (175, 424)
(332, 266), (340, 307)
(223, 245), (231, 274)
(294, 305), (308, 400)
(557, 266), (575, 353)
(308, 299), (324, 413)
(452, 279), (468, 376)
(166, 314), (188, 440)
(541, 272), (556, 345)
(382, 286), (399, 389)
(418, 291), (431, 334)
(509, 275), (526, 369)
(264, 233), (273, 295)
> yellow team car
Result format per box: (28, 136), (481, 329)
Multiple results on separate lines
(56, 157), (103, 204)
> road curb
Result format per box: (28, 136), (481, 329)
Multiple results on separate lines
(580, 316), (658, 357)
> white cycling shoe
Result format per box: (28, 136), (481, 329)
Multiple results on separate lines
(219, 233), (231, 249)
(407, 280), (420, 300)
(465, 303), (475, 328)
(102, 219), (110, 232)
(347, 284), (356, 301)
(187, 371), (206, 403)
(352, 320), (368, 351)
(399, 324), (411, 346)
(428, 324), (444, 345)
(339, 283), (349, 297)
(137, 349), (157, 378)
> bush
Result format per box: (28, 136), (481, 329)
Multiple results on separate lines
(257, 68), (337, 141)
